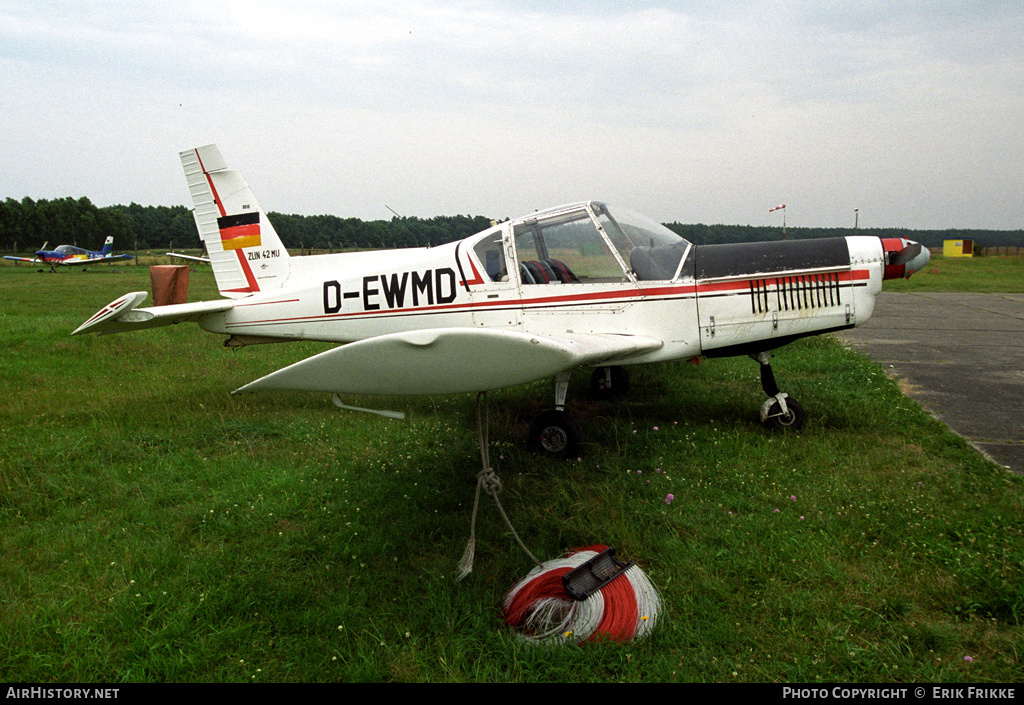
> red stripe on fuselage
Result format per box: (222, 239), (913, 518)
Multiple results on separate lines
(225, 283), (698, 328)
(233, 298), (302, 307)
(695, 269), (868, 295)
(221, 269), (870, 330)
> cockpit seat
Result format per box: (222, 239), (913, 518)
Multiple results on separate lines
(630, 242), (687, 281)
(522, 260), (553, 283)
(546, 259), (580, 283)
(521, 259), (580, 284)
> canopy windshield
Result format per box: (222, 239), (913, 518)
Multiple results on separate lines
(593, 203), (690, 281)
(505, 202), (692, 284)
(55, 245), (89, 255)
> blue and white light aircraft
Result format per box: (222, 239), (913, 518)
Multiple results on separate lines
(74, 145), (930, 457)
(5, 236), (134, 271)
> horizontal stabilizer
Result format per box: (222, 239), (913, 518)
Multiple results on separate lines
(167, 252), (212, 264)
(73, 292), (234, 336)
(235, 328), (662, 397)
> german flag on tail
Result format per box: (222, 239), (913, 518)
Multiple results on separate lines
(217, 212), (261, 251)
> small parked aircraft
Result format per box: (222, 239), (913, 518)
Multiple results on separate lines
(5, 236), (134, 271)
(74, 145), (930, 457)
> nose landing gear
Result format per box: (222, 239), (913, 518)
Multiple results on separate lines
(754, 352), (805, 432)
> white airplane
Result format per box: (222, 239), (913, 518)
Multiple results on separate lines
(74, 145), (930, 457)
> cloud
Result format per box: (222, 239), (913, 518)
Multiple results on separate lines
(1, 1), (1021, 229)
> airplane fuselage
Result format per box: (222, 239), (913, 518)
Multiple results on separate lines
(194, 229), (889, 370)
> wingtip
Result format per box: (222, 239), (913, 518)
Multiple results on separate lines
(72, 291), (149, 336)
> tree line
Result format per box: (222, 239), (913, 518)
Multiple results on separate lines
(0, 197), (495, 253)
(664, 222), (1024, 250)
(2, 196), (1021, 255)
(1, 197), (133, 253)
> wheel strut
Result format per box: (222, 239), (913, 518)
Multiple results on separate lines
(753, 352), (805, 431)
(554, 371), (570, 411)
(528, 371), (582, 458)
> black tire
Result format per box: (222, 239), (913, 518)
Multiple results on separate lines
(763, 397), (805, 432)
(589, 366), (630, 399)
(527, 410), (583, 459)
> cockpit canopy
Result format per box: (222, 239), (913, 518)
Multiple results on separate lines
(594, 202), (691, 281)
(53, 245), (90, 256)
(473, 201), (691, 285)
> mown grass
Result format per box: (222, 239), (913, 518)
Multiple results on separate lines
(884, 253), (1024, 293)
(1, 258), (1022, 683)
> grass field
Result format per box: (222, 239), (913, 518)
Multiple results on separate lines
(883, 252), (1024, 293)
(1, 255), (1022, 683)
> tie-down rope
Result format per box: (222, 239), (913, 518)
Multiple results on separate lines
(456, 391), (542, 580)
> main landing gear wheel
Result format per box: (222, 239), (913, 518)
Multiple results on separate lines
(528, 410), (582, 460)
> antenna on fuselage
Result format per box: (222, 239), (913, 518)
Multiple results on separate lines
(385, 204), (429, 248)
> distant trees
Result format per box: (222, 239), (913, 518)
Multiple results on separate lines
(0, 197), (131, 253)
(2, 196), (1021, 255)
(664, 222), (1024, 249)
(110, 203), (198, 250)
(269, 212), (494, 250)
(0, 197), (495, 254)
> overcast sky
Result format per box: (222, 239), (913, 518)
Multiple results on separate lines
(2, 1), (1022, 230)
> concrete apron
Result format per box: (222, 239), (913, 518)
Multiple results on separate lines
(839, 292), (1024, 475)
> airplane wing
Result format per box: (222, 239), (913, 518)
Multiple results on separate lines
(234, 328), (663, 397)
(72, 291), (234, 336)
(3, 256), (42, 263)
(59, 254), (134, 266)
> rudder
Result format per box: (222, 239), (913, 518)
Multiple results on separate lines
(180, 145), (290, 297)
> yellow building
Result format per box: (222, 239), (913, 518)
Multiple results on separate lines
(943, 239), (974, 257)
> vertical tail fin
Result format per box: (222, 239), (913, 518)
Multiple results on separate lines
(180, 145), (290, 298)
(100, 236), (114, 255)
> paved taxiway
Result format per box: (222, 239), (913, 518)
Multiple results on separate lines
(839, 292), (1024, 475)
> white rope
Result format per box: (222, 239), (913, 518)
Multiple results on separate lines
(456, 392), (542, 580)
